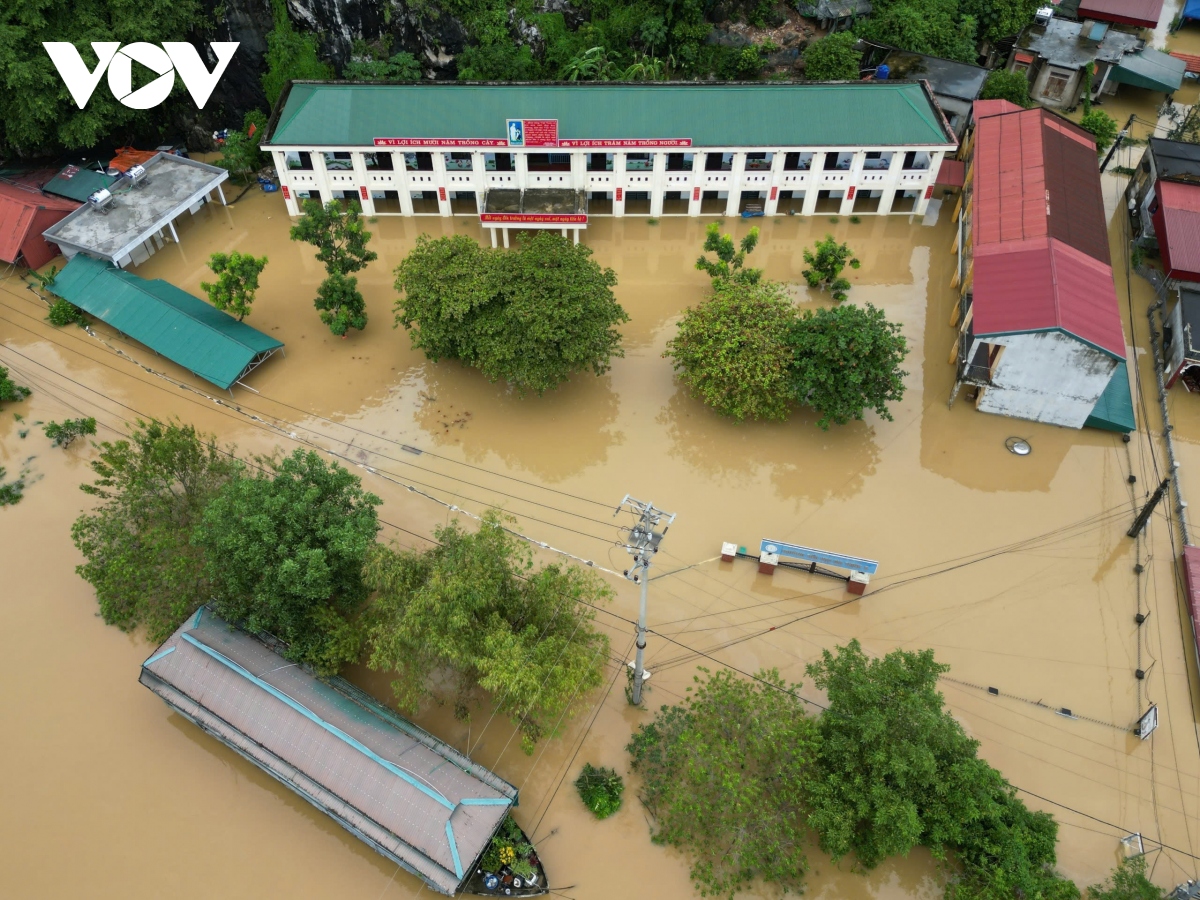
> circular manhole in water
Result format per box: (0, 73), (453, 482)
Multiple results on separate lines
(1005, 437), (1032, 456)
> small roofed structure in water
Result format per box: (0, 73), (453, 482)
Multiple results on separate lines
(1163, 287), (1200, 392)
(140, 609), (539, 896)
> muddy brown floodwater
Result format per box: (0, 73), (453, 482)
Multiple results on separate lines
(4, 152), (1200, 898)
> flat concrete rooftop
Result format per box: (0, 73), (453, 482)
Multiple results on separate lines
(43, 154), (228, 262)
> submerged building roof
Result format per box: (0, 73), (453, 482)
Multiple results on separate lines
(0, 183), (77, 268)
(970, 100), (1125, 358)
(1017, 17), (1142, 69)
(42, 164), (116, 204)
(140, 610), (516, 895)
(46, 255), (282, 390)
(1110, 47), (1186, 93)
(1151, 137), (1200, 183)
(1153, 180), (1200, 280)
(265, 82), (957, 149)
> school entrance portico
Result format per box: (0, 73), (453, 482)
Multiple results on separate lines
(480, 188), (587, 246)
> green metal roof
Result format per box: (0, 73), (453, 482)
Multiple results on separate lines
(1084, 360), (1135, 433)
(1111, 48), (1186, 93)
(42, 166), (115, 203)
(47, 255), (283, 390)
(266, 82), (956, 149)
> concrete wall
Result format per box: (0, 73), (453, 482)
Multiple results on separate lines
(971, 331), (1118, 428)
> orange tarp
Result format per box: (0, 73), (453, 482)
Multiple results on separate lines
(109, 147), (156, 172)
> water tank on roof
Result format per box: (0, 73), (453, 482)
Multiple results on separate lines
(127, 164), (148, 187)
(87, 188), (113, 213)
(875, 64), (890, 80)
(1035, 5), (1053, 24)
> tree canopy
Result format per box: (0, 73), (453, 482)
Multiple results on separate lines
(71, 420), (241, 641)
(201, 251), (268, 321)
(695, 223), (762, 285)
(195, 449), (381, 674)
(215, 111), (270, 185)
(290, 198), (379, 277)
(314, 272), (368, 336)
(0, 365), (30, 405)
(263, 0), (333, 107)
(787, 302), (909, 429)
(802, 234), (861, 302)
(361, 510), (612, 753)
(979, 69), (1031, 107)
(960, 0), (1041, 44)
(803, 32), (862, 81)
(1080, 109), (1119, 152)
(342, 39), (422, 81)
(855, 0), (978, 63)
(393, 232), (628, 395)
(664, 279), (796, 421)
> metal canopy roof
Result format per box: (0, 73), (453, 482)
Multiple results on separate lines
(140, 610), (515, 896)
(1084, 360), (1135, 432)
(266, 82), (957, 149)
(0, 183), (77, 266)
(46, 255), (282, 390)
(42, 165), (116, 204)
(1111, 47), (1186, 93)
(1155, 180), (1200, 277)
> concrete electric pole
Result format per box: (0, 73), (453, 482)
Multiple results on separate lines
(614, 495), (676, 706)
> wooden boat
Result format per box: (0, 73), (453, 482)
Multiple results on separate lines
(462, 818), (549, 897)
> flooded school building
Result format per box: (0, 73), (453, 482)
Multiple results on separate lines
(262, 82), (958, 246)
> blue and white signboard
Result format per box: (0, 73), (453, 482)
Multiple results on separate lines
(760, 539), (879, 576)
(506, 119), (524, 147)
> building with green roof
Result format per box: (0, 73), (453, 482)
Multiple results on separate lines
(263, 81), (957, 235)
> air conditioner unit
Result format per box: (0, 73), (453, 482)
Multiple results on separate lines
(87, 188), (114, 213)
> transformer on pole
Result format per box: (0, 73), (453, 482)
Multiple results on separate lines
(614, 495), (676, 706)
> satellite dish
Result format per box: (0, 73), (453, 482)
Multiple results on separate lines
(1006, 437), (1032, 456)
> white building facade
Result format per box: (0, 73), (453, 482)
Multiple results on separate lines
(263, 82), (958, 234)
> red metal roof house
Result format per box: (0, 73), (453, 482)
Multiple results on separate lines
(0, 183), (78, 269)
(950, 100), (1133, 431)
(1077, 0), (1164, 29)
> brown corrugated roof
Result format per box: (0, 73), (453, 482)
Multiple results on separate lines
(1043, 117), (1112, 266)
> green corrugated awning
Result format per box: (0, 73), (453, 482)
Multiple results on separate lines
(47, 255), (283, 390)
(1085, 360), (1136, 433)
(266, 82), (956, 149)
(42, 166), (115, 203)
(1110, 48), (1186, 93)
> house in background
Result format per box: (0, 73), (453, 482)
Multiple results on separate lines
(949, 99), (1134, 432)
(1077, 0), (1164, 29)
(0, 183), (78, 269)
(1163, 287), (1200, 390)
(1127, 138), (1200, 283)
(1010, 16), (1183, 108)
(796, 0), (872, 32)
(861, 45), (989, 139)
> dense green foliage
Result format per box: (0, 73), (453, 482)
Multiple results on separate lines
(315, 272), (368, 336)
(47, 299), (85, 327)
(393, 232), (627, 395)
(0, 0), (203, 154)
(1085, 856), (1164, 900)
(801, 235), (861, 302)
(787, 303), (909, 429)
(695, 223), (762, 285)
(342, 39), (422, 81)
(575, 763), (624, 819)
(979, 69), (1031, 107)
(628, 668), (819, 899)
(361, 509), (611, 752)
(481, 815), (537, 880)
(44, 417), (97, 448)
(803, 32), (861, 81)
(960, 0), (1041, 43)
(855, 0), (978, 63)
(71, 420), (240, 641)
(290, 198), (379, 277)
(195, 449), (381, 675)
(664, 280), (795, 421)
(215, 112), (270, 185)
(263, 0), (333, 107)
(0, 465), (26, 506)
(1080, 109), (1119, 151)
(201, 251), (268, 321)
(0, 365), (31, 405)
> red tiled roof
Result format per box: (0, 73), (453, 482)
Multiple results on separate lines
(0, 183), (77, 266)
(935, 158), (965, 187)
(1078, 0), (1164, 28)
(1156, 179), (1200, 278)
(1170, 51), (1200, 74)
(968, 101), (1124, 356)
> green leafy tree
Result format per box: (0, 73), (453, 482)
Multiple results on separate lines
(856, 0), (978, 63)
(457, 42), (538, 80)
(562, 46), (620, 81)
(0, 365), (31, 405)
(195, 449), (381, 674)
(43, 417), (96, 447)
(262, 0), (333, 107)
(1080, 109), (1119, 152)
(0, 0), (203, 155)
(627, 667), (819, 899)
(695, 222), (762, 285)
(314, 272), (368, 337)
(361, 509), (612, 753)
(215, 111), (269, 185)
(71, 420), (240, 641)
(575, 764), (624, 819)
(1086, 856), (1164, 900)
(787, 302), (909, 429)
(803, 32), (862, 81)
(46, 299), (85, 327)
(664, 280), (795, 421)
(960, 0), (1041, 43)
(200, 251), (268, 321)
(342, 40), (422, 81)
(802, 234), (861, 301)
(979, 69), (1031, 107)
(290, 198), (378, 276)
(394, 232), (628, 395)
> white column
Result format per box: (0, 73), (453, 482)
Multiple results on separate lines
(803, 152), (824, 216)
(571, 152), (587, 192)
(573, 228), (580, 245)
(764, 151), (784, 216)
(393, 152), (414, 215)
(473, 151), (487, 212)
(490, 227), (497, 248)
(432, 152), (451, 216)
(168, 220), (179, 242)
(216, 184), (227, 206)
(725, 151), (746, 217)
(915, 150), (944, 216)
(272, 151), (300, 215)
(650, 152), (667, 217)
(878, 151), (904, 215)
(688, 152), (705, 217)
(351, 152), (374, 215)
(310, 152), (333, 203)
(840, 151), (864, 216)
(613, 152), (627, 217)
(515, 153), (529, 192)
(502, 227), (510, 248)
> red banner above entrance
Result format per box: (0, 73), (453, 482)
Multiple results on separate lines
(559, 138), (692, 148)
(373, 138), (508, 147)
(480, 213), (588, 224)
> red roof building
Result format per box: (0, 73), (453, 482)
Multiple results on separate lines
(1078, 0), (1164, 28)
(949, 100), (1132, 431)
(1151, 180), (1200, 283)
(0, 183), (78, 269)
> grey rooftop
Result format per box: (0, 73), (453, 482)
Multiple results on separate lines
(1018, 17), (1143, 68)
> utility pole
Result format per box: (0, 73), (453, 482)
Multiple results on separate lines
(614, 495), (676, 706)
(1128, 478), (1171, 538)
(1100, 113), (1136, 174)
